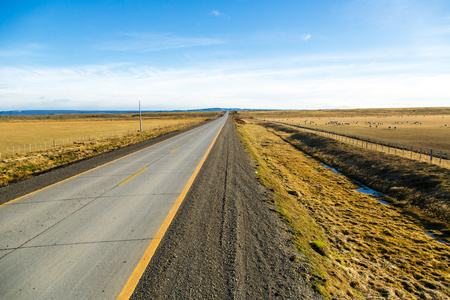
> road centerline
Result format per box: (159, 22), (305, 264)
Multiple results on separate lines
(119, 168), (148, 186)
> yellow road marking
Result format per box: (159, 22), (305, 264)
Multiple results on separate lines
(188, 138), (194, 142)
(0, 122), (211, 208)
(170, 147), (180, 153)
(117, 119), (226, 300)
(118, 168), (148, 186)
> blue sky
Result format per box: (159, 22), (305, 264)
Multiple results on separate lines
(1, 0), (450, 111)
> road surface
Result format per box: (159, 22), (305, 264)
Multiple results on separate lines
(0, 113), (227, 299)
(131, 116), (319, 299)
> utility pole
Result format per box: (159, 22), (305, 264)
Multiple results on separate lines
(139, 100), (142, 132)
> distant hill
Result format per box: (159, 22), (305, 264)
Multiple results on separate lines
(0, 108), (253, 116)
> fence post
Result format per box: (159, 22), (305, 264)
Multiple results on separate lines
(53, 140), (56, 147)
(430, 149), (433, 163)
(420, 148), (422, 160)
(440, 151), (442, 165)
(411, 146), (413, 159)
(402, 145), (405, 156)
(388, 143), (390, 154)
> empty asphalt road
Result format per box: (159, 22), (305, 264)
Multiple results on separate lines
(0, 113), (227, 299)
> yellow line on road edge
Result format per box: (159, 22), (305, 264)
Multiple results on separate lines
(119, 168), (148, 186)
(117, 118), (227, 300)
(0, 122), (209, 208)
(170, 146), (180, 153)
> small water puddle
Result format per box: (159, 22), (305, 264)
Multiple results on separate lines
(424, 231), (448, 244)
(355, 184), (391, 206)
(320, 162), (343, 175)
(355, 185), (384, 197)
(320, 161), (448, 244)
(320, 162), (390, 205)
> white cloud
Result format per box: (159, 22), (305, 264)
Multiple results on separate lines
(302, 34), (311, 41)
(1, 47), (450, 110)
(96, 33), (225, 52)
(211, 10), (221, 17)
(0, 43), (45, 58)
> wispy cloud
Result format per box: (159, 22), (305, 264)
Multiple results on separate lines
(0, 43), (45, 58)
(97, 33), (226, 52)
(2, 47), (450, 111)
(302, 34), (311, 41)
(211, 10), (221, 17)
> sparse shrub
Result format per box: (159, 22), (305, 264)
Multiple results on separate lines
(310, 240), (329, 257)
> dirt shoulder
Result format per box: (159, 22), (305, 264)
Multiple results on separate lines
(131, 117), (321, 299)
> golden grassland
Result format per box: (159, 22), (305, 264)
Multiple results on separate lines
(0, 112), (219, 154)
(236, 119), (450, 299)
(255, 121), (450, 224)
(0, 112), (221, 186)
(240, 107), (450, 155)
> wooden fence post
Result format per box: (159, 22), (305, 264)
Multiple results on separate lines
(430, 149), (433, 163)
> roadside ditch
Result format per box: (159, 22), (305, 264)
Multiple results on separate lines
(236, 119), (450, 299)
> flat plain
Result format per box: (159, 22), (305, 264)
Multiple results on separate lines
(236, 116), (450, 299)
(0, 112), (219, 155)
(242, 107), (450, 156)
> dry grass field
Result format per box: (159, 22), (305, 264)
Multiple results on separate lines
(240, 107), (450, 158)
(236, 118), (450, 299)
(0, 112), (220, 186)
(0, 112), (219, 156)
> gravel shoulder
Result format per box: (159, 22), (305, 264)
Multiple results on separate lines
(131, 117), (320, 299)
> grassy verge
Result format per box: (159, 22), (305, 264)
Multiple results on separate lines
(259, 122), (450, 226)
(236, 119), (450, 299)
(0, 118), (213, 187)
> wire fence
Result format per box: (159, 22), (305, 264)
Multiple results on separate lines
(0, 122), (194, 160)
(267, 120), (450, 168)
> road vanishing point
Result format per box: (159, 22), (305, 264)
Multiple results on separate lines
(0, 113), (228, 299)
